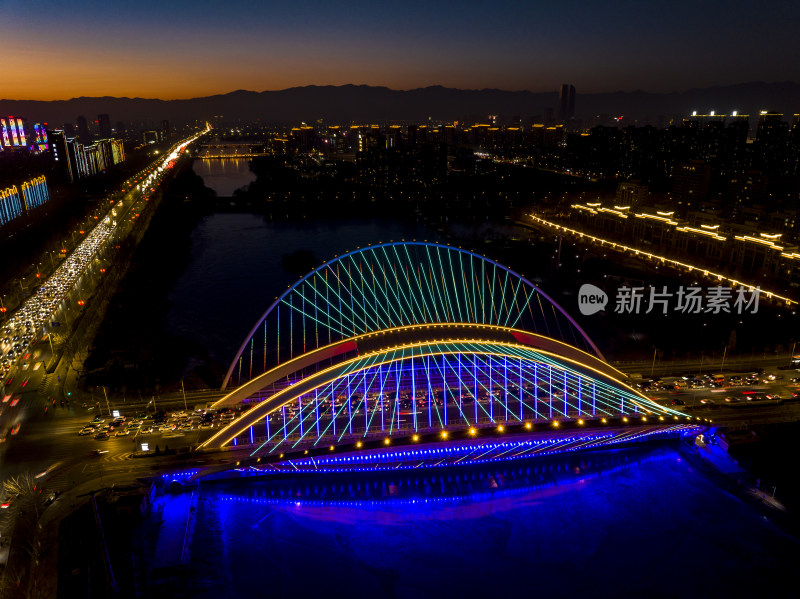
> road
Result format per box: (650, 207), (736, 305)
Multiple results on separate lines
(0, 131), (207, 448)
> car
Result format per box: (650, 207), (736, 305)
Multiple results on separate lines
(700, 398), (716, 405)
(158, 424), (174, 433)
(765, 394), (782, 401)
(790, 377), (800, 384)
(91, 417), (105, 424)
(94, 431), (109, 439)
(724, 396), (741, 403)
(670, 398), (686, 406)
(114, 429), (130, 437)
(199, 422), (214, 429)
(140, 425), (153, 434)
(89, 449), (109, 456)
(78, 427), (96, 435)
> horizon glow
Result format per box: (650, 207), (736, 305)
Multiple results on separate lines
(1, 0), (798, 101)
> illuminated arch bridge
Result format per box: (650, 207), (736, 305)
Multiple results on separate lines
(198, 242), (698, 471)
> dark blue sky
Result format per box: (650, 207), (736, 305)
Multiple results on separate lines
(5, 0), (799, 100)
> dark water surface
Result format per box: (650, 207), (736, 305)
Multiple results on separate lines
(155, 444), (800, 599)
(164, 213), (436, 366)
(143, 165), (800, 599)
(192, 158), (256, 197)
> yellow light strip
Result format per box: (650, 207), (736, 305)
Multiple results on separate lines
(675, 226), (727, 241)
(734, 235), (784, 250)
(596, 207), (628, 219)
(201, 338), (671, 449)
(635, 213), (678, 225)
(528, 214), (796, 305)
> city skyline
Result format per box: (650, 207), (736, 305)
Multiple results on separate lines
(3, 0), (799, 101)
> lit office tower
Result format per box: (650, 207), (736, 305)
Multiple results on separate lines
(0, 118), (10, 147)
(98, 113), (111, 138)
(76, 115), (90, 143)
(33, 123), (49, 151)
(1, 116), (26, 147)
(14, 117), (26, 146)
(559, 84), (576, 121)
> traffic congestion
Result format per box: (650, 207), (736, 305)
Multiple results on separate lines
(0, 130), (206, 377)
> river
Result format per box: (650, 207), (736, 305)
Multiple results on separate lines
(138, 160), (800, 597)
(167, 159), (436, 368)
(151, 443), (800, 598)
(192, 158), (256, 197)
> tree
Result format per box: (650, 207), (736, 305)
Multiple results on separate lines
(0, 473), (50, 597)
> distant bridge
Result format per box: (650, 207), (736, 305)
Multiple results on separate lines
(195, 242), (698, 472)
(196, 142), (270, 159)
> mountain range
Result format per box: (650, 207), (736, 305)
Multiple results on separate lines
(2, 82), (799, 126)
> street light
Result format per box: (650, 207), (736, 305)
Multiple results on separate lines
(102, 386), (112, 416)
(180, 378), (187, 411)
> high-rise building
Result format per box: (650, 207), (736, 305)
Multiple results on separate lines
(671, 160), (711, 217)
(110, 139), (125, 164)
(66, 137), (87, 179)
(76, 115), (90, 143)
(616, 180), (649, 209)
(0, 116), (29, 149)
(98, 113), (112, 138)
(559, 84), (576, 121)
(754, 111), (789, 175)
(49, 130), (75, 182)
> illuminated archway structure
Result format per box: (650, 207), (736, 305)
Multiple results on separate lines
(199, 242), (698, 468)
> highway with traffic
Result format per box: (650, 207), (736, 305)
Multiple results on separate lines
(0, 130), (208, 481)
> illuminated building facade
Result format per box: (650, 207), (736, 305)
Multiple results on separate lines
(0, 175), (49, 226)
(48, 130), (126, 182)
(0, 185), (23, 226)
(0, 116), (49, 154)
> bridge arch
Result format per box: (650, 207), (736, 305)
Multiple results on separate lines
(223, 241), (602, 389)
(200, 242), (687, 456)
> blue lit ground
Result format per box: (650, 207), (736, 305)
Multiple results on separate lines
(156, 443), (800, 598)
